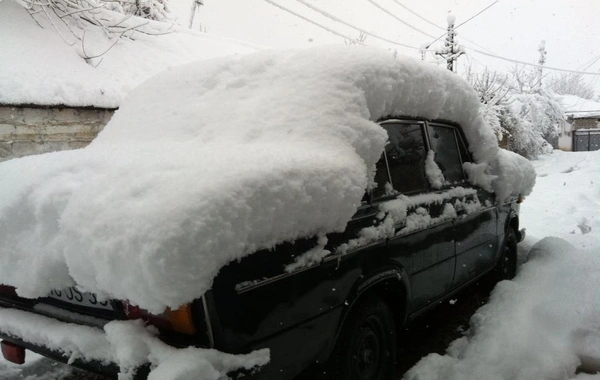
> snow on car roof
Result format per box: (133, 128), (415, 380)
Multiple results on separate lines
(0, 46), (534, 312)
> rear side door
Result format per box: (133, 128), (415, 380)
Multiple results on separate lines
(425, 122), (498, 286)
(375, 120), (456, 311)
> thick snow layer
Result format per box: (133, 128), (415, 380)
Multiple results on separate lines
(0, 308), (268, 380)
(0, 46), (534, 312)
(0, 0), (257, 108)
(404, 150), (600, 380)
(561, 95), (600, 119)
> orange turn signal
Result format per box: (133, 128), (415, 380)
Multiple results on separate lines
(165, 304), (196, 334)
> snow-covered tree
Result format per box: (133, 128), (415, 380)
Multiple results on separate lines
(103, 0), (171, 22)
(12, 0), (174, 64)
(504, 90), (563, 159)
(548, 73), (595, 100)
(464, 65), (564, 159)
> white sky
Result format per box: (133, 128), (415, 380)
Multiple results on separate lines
(169, 0), (600, 96)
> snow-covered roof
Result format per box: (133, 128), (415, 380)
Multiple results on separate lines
(561, 95), (600, 119)
(0, 0), (258, 108)
(0, 46), (535, 312)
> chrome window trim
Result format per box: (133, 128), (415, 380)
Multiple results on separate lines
(201, 295), (215, 348)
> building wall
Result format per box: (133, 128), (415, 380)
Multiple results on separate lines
(0, 105), (115, 162)
(571, 118), (599, 130)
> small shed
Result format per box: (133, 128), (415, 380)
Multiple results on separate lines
(558, 95), (600, 151)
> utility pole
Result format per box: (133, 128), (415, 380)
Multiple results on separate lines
(536, 40), (547, 91)
(435, 13), (464, 72)
(189, 0), (204, 29)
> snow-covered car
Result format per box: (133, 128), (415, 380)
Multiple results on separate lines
(0, 46), (535, 380)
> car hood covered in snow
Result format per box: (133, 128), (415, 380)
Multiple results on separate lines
(0, 46), (535, 312)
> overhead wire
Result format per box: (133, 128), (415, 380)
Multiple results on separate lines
(366, 0), (437, 39)
(469, 48), (600, 76)
(292, 0), (419, 49)
(262, 0), (364, 44)
(391, 0), (445, 31)
(454, 0), (501, 30)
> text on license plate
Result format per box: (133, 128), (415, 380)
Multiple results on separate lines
(48, 287), (114, 311)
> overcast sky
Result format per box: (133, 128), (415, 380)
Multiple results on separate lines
(171, 0), (600, 96)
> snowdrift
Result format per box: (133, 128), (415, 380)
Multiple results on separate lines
(404, 237), (600, 380)
(0, 46), (535, 312)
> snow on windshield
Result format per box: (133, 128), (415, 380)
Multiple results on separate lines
(0, 45), (535, 312)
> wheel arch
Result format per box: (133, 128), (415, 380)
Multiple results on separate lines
(317, 265), (411, 363)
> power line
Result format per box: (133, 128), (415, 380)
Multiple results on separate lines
(262, 0), (364, 44)
(391, 0), (445, 31)
(455, 0), (501, 29)
(582, 54), (600, 71)
(366, 0), (436, 39)
(292, 0), (419, 49)
(469, 48), (600, 76)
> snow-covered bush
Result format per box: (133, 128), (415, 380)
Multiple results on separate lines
(103, 0), (171, 22)
(505, 91), (563, 159)
(464, 66), (564, 159)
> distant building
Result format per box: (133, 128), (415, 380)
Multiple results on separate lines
(558, 95), (600, 151)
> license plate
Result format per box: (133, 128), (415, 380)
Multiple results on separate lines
(48, 287), (114, 311)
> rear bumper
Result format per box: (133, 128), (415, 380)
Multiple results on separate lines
(0, 306), (269, 379)
(0, 306), (148, 378)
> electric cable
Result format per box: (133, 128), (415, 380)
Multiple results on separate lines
(292, 0), (419, 49)
(470, 48), (600, 76)
(262, 0), (365, 44)
(366, 0), (437, 39)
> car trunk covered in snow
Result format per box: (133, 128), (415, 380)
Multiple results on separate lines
(0, 45), (534, 314)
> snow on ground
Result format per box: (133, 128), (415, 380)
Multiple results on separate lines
(404, 149), (600, 380)
(0, 46), (534, 313)
(0, 0), (258, 108)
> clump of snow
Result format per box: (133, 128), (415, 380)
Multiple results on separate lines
(338, 187), (479, 254)
(0, 45), (534, 312)
(284, 235), (331, 273)
(424, 150), (447, 189)
(0, 308), (269, 380)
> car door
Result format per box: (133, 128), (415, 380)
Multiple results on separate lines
(375, 120), (456, 311)
(424, 122), (498, 287)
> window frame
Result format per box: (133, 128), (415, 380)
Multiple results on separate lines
(367, 118), (475, 203)
(369, 119), (430, 201)
(424, 121), (470, 185)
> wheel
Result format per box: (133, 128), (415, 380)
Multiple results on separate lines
(328, 296), (396, 380)
(495, 228), (518, 280)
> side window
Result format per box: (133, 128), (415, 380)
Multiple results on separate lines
(427, 124), (465, 184)
(377, 122), (428, 195)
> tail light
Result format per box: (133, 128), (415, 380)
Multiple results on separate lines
(1, 341), (25, 364)
(0, 285), (17, 297)
(123, 302), (196, 335)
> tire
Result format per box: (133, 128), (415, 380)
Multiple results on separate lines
(495, 228), (518, 280)
(327, 296), (396, 380)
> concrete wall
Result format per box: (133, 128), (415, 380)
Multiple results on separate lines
(0, 105), (115, 162)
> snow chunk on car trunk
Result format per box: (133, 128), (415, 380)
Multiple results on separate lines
(0, 46), (534, 312)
